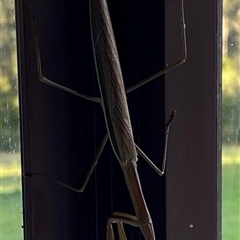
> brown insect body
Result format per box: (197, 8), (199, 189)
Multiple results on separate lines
(90, 0), (155, 239)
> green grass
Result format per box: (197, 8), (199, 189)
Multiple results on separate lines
(222, 163), (240, 240)
(0, 191), (23, 240)
(222, 145), (240, 239)
(1, 153), (23, 240)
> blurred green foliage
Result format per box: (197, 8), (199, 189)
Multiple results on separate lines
(222, 0), (240, 146)
(222, 56), (240, 145)
(1, 0), (23, 237)
(0, 0), (20, 152)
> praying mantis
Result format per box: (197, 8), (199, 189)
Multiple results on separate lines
(27, 0), (186, 239)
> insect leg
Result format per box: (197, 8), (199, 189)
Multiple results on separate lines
(126, 0), (186, 94)
(26, 134), (108, 193)
(135, 111), (177, 176)
(107, 212), (139, 240)
(25, 1), (100, 103)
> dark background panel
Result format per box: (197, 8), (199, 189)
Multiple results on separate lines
(165, 0), (221, 240)
(17, 0), (170, 239)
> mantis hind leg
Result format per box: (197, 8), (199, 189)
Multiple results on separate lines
(126, 0), (186, 94)
(25, 1), (100, 103)
(107, 212), (138, 240)
(107, 211), (156, 240)
(25, 134), (108, 193)
(135, 110), (177, 176)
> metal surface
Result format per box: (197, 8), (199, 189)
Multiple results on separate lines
(165, 0), (222, 239)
